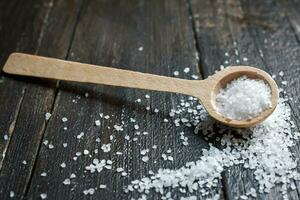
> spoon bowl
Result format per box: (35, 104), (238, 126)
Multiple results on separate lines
(3, 53), (279, 128)
(197, 66), (279, 128)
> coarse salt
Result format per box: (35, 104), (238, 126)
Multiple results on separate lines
(216, 76), (272, 120)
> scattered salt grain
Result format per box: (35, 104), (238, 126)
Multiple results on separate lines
(63, 143), (68, 148)
(63, 178), (71, 185)
(4, 134), (8, 140)
(138, 46), (143, 51)
(45, 112), (51, 120)
(101, 144), (111, 152)
(142, 156), (149, 162)
(22, 160), (27, 165)
(61, 117), (68, 122)
(124, 135), (130, 140)
(134, 125), (139, 130)
(77, 132), (84, 139)
(9, 191), (15, 198)
(216, 75), (272, 120)
(40, 193), (47, 199)
(184, 67), (190, 73)
(173, 71), (179, 76)
(191, 75), (199, 79)
(95, 120), (101, 126)
(83, 150), (89, 155)
(48, 144), (54, 149)
(145, 94), (150, 99)
(167, 156), (174, 161)
(114, 125), (123, 132)
(83, 188), (95, 195)
(243, 57), (248, 62)
(99, 184), (107, 189)
(70, 173), (76, 178)
(116, 168), (124, 172)
(279, 71), (284, 76)
(60, 162), (66, 168)
(41, 172), (47, 177)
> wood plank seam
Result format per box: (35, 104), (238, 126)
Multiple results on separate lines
(0, 87), (26, 170)
(186, 0), (204, 79)
(22, 0), (85, 197)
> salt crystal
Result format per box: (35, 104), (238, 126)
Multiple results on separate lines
(142, 156), (149, 162)
(184, 67), (190, 73)
(41, 172), (47, 177)
(116, 168), (124, 172)
(9, 191), (15, 198)
(83, 150), (89, 155)
(279, 71), (284, 76)
(40, 193), (47, 199)
(216, 75), (272, 120)
(99, 184), (107, 189)
(83, 188), (95, 195)
(77, 132), (84, 139)
(60, 162), (66, 168)
(138, 46), (143, 51)
(114, 125), (123, 131)
(173, 71), (179, 76)
(70, 173), (76, 178)
(63, 143), (68, 148)
(191, 75), (199, 79)
(4, 135), (8, 140)
(243, 57), (248, 61)
(95, 120), (101, 126)
(63, 178), (71, 185)
(45, 112), (51, 120)
(61, 117), (68, 122)
(145, 94), (150, 99)
(101, 144), (111, 152)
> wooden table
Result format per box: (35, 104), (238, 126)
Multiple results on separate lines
(0, 0), (300, 199)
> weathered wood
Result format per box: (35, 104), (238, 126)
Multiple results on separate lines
(190, 0), (300, 199)
(25, 0), (224, 199)
(0, 0), (82, 199)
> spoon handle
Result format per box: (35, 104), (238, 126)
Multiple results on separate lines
(3, 53), (202, 97)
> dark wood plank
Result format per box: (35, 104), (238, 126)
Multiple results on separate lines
(0, 0), (82, 199)
(26, 0), (225, 199)
(190, 0), (300, 199)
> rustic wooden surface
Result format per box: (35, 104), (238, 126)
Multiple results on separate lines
(0, 0), (299, 199)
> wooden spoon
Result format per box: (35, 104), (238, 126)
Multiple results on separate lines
(3, 53), (279, 128)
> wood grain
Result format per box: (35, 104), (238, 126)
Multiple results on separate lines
(0, 0), (82, 199)
(25, 0), (224, 199)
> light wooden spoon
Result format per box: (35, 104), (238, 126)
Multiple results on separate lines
(3, 53), (279, 128)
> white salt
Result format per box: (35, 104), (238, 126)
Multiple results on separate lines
(40, 193), (47, 199)
(63, 178), (71, 185)
(45, 112), (51, 120)
(9, 191), (15, 198)
(95, 120), (101, 126)
(216, 76), (272, 120)
(184, 67), (190, 73)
